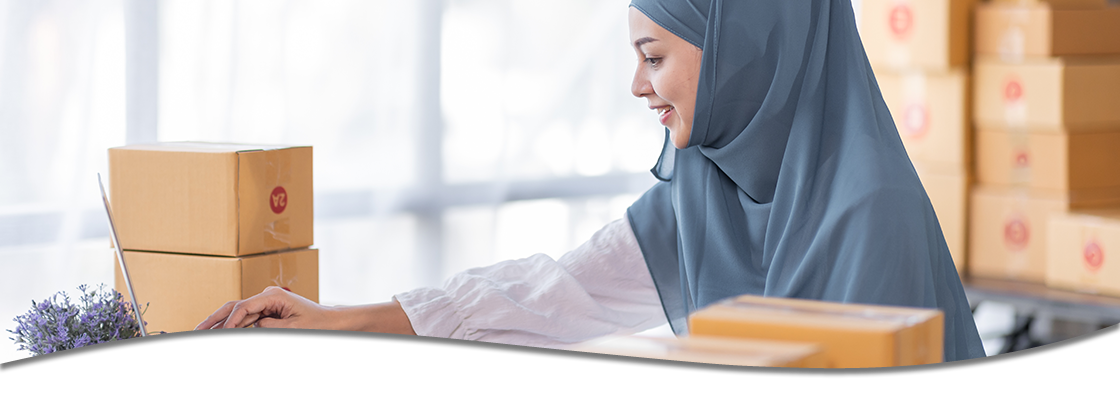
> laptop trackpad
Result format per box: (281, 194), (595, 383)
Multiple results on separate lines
(266, 345), (353, 367)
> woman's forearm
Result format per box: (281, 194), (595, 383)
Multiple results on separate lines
(331, 300), (417, 335)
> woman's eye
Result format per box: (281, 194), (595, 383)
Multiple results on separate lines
(645, 57), (662, 67)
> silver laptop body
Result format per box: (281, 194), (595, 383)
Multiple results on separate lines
(98, 172), (358, 367)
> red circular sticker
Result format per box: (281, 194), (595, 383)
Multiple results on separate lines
(270, 186), (288, 214)
(889, 4), (914, 39)
(1004, 217), (1030, 251)
(1013, 150), (1030, 168)
(1084, 241), (1104, 272)
(1004, 79), (1024, 103)
(903, 103), (929, 138)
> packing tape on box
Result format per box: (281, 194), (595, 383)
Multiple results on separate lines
(901, 72), (929, 138)
(1008, 129), (1031, 184)
(264, 150), (293, 247)
(884, 0), (913, 68)
(272, 255), (298, 291)
(1079, 216), (1106, 275)
(997, 10), (1031, 63)
(723, 300), (929, 326)
(1005, 192), (1031, 275)
(1002, 74), (1028, 128)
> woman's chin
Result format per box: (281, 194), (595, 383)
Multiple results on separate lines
(670, 130), (691, 149)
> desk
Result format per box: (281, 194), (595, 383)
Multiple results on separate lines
(963, 277), (1120, 352)
(964, 277), (1120, 323)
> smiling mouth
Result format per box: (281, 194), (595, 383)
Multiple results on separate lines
(656, 106), (674, 124)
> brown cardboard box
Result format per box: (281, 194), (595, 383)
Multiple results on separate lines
(1046, 210), (1120, 296)
(338, 340), (392, 365)
(989, 0), (1109, 8)
(860, 0), (978, 71)
(877, 69), (971, 174)
(974, 57), (1120, 132)
(976, 129), (1120, 208)
(976, 3), (1120, 60)
(115, 247), (319, 333)
(109, 142), (313, 257)
(968, 186), (1069, 282)
(688, 295), (944, 368)
(915, 166), (969, 274)
(573, 335), (827, 368)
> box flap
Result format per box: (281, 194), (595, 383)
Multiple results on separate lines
(112, 142), (309, 154)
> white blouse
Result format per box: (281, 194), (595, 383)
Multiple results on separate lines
(392, 217), (669, 349)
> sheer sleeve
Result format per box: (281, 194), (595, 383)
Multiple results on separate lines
(392, 216), (668, 349)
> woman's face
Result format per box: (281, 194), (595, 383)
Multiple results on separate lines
(628, 7), (703, 149)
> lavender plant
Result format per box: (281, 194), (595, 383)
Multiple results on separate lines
(8, 284), (148, 356)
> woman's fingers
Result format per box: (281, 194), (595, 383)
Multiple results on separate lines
(196, 287), (306, 330)
(194, 300), (239, 330)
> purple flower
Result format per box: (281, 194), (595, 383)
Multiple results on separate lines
(7, 284), (147, 357)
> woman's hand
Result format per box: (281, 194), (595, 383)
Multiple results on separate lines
(193, 283), (336, 345)
(194, 286), (417, 335)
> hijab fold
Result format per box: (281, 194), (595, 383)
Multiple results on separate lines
(626, 0), (985, 362)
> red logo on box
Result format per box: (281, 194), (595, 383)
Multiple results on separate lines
(889, 4), (913, 40)
(270, 186), (288, 214)
(903, 103), (929, 139)
(1013, 150), (1030, 168)
(1084, 241), (1104, 272)
(1004, 79), (1024, 103)
(1004, 217), (1029, 251)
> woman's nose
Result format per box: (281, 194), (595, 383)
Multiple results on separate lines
(631, 67), (652, 98)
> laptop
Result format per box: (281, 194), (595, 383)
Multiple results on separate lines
(98, 172), (358, 367)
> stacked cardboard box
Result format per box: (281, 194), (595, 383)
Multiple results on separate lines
(108, 143), (318, 333)
(108, 143), (315, 336)
(1046, 211), (1120, 296)
(862, 0), (978, 274)
(969, 0), (1120, 284)
(688, 295), (945, 368)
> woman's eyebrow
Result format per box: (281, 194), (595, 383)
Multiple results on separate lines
(634, 37), (659, 49)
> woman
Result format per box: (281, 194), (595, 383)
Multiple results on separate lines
(197, 0), (985, 362)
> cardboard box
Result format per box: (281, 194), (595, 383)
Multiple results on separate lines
(989, 0), (1110, 8)
(115, 247), (320, 333)
(974, 57), (1120, 132)
(968, 186), (1069, 283)
(976, 3), (1120, 61)
(688, 295), (944, 368)
(1046, 210), (1120, 296)
(109, 142), (314, 257)
(877, 69), (971, 174)
(573, 335), (827, 368)
(976, 129), (1120, 207)
(860, 0), (978, 71)
(338, 340), (392, 365)
(915, 166), (969, 274)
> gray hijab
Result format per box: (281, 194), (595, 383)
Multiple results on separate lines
(625, 0), (984, 362)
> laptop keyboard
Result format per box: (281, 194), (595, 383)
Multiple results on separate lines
(170, 340), (275, 369)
